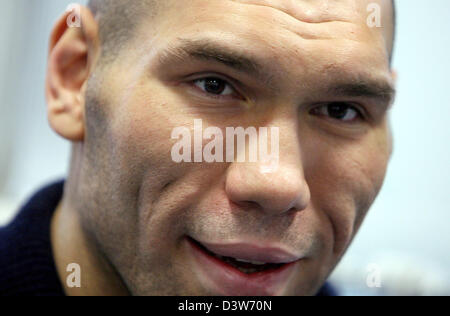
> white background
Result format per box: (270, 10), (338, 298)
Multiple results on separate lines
(0, 0), (449, 295)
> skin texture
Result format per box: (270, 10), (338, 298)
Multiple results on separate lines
(47, 0), (396, 295)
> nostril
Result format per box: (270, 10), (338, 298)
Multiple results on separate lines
(286, 206), (303, 215)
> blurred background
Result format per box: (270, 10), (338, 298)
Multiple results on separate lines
(0, 0), (449, 295)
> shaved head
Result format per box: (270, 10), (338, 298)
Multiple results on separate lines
(88, 0), (396, 65)
(88, 0), (159, 63)
(47, 0), (399, 296)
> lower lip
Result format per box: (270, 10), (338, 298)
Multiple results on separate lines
(186, 238), (299, 296)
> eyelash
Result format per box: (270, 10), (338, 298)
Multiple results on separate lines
(188, 76), (365, 122)
(190, 76), (243, 100)
(310, 103), (365, 122)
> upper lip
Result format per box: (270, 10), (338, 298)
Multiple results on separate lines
(193, 238), (302, 264)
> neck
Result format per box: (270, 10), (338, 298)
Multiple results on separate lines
(50, 191), (130, 296)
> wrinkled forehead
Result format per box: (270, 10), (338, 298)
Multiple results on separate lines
(227, 0), (394, 51)
(145, 0), (393, 70)
(231, 0), (367, 21)
(231, 0), (391, 15)
(155, 0), (393, 29)
(153, 0), (393, 52)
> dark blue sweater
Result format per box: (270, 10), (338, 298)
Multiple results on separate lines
(0, 181), (65, 296)
(0, 181), (337, 296)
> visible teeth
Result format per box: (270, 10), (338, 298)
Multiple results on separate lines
(234, 258), (267, 265)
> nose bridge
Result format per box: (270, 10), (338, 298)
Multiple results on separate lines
(224, 119), (310, 215)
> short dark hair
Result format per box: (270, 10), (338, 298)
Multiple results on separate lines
(88, 0), (159, 64)
(88, 0), (396, 65)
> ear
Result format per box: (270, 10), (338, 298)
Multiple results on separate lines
(45, 5), (100, 142)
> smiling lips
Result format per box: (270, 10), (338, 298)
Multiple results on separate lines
(187, 237), (302, 296)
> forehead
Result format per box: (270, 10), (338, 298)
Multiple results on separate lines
(130, 0), (392, 90)
(231, 0), (366, 22)
(154, 1), (388, 54)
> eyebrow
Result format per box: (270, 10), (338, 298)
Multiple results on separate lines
(157, 38), (275, 86)
(157, 38), (395, 103)
(329, 80), (396, 104)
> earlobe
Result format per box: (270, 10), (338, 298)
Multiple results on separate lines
(45, 6), (99, 142)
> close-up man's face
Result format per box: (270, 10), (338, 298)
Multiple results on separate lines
(48, 0), (396, 295)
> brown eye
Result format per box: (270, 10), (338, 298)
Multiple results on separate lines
(194, 77), (235, 96)
(312, 102), (361, 122)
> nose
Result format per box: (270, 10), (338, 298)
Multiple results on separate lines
(225, 154), (310, 216)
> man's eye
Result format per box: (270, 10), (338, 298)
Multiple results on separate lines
(193, 77), (236, 97)
(311, 102), (362, 122)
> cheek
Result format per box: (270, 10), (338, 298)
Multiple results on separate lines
(108, 78), (186, 187)
(106, 79), (208, 237)
(304, 129), (390, 256)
